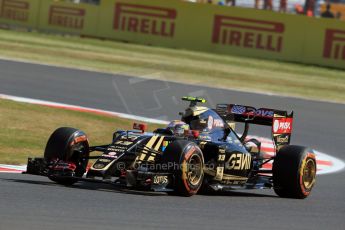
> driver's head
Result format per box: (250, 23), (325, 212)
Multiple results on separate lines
(167, 120), (190, 137)
(189, 116), (209, 132)
(181, 106), (210, 132)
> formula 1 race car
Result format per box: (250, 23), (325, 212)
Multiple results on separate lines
(25, 97), (317, 198)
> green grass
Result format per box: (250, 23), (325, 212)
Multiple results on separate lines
(0, 98), (162, 165)
(1, 29), (345, 103)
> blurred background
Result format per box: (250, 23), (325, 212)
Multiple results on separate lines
(65, 0), (345, 19)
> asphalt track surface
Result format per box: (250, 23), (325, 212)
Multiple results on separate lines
(0, 59), (344, 230)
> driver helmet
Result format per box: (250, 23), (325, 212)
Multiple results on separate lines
(167, 120), (190, 137)
(181, 107), (209, 132)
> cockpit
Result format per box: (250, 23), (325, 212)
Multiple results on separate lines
(183, 107), (225, 132)
(181, 106), (226, 141)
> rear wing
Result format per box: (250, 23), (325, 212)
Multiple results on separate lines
(216, 104), (293, 148)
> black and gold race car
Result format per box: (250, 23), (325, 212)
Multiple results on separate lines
(25, 97), (316, 198)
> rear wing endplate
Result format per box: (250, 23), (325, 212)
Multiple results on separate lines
(216, 104), (294, 148)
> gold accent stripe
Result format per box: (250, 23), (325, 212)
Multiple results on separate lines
(204, 168), (216, 176)
(147, 156), (155, 162)
(204, 169), (248, 180)
(222, 174), (248, 181)
(138, 136), (159, 162)
(139, 153), (147, 161)
(154, 136), (164, 151)
(146, 136), (159, 148)
(91, 159), (116, 171)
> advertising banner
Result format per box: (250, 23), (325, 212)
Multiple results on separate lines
(204, 6), (307, 62)
(303, 18), (345, 68)
(0, 0), (40, 28)
(98, 0), (307, 62)
(0, 0), (344, 69)
(98, 0), (185, 47)
(37, 0), (99, 35)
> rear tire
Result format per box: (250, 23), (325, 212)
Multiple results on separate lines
(44, 127), (89, 185)
(161, 140), (204, 196)
(273, 145), (316, 199)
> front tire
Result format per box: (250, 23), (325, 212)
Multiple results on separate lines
(273, 145), (316, 199)
(161, 140), (204, 196)
(44, 127), (89, 185)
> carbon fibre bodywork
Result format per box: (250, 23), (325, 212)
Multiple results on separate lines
(25, 97), (316, 197)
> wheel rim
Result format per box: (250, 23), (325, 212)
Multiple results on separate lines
(302, 158), (316, 190)
(70, 142), (89, 176)
(187, 153), (203, 186)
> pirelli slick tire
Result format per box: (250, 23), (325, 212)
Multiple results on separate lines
(162, 140), (204, 197)
(44, 127), (89, 185)
(273, 145), (316, 199)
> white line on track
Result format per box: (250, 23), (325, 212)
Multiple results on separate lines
(0, 94), (169, 124)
